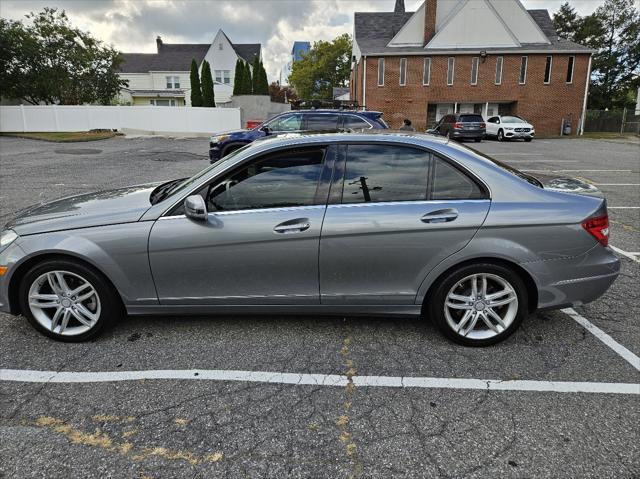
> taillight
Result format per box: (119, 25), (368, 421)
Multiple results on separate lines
(582, 214), (609, 247)
(480, 122), (486, 128)
(453, 122), (463, 128)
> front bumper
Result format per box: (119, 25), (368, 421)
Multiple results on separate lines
(523, 244), (620, 310)
(0, 241), (28, 315)
(504, 130), (534, 139)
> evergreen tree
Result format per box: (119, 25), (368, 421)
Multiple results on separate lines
(259, 60), (269, 94)
(252, 55), (261, 94)
(201, 60), (216, 107)
(189, 58), (203, 106)
(553, 2), (581, 42)
(242, 61), (252, 94)
(232, 58), (244, 95)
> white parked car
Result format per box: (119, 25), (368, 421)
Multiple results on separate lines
(485, 115), (535, 142)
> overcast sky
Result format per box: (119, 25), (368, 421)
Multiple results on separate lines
(0, 0), (603, 81)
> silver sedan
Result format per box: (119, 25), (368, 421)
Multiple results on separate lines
(0, 133), (619, 346)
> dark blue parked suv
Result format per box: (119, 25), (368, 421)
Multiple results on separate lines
(209, 110), (388, 163)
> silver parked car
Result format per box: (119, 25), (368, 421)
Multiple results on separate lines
(0, 133), (619, 346)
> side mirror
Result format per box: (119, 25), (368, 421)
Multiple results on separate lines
(184, 195), (207, 221)
(261, 126), (271, 136)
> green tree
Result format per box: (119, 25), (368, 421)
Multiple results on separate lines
(189, 58), (202, 107)
(288, 33), (352, 99)
(242, 61), (252, 94)
(589, 0), (640, 109)
(257, 60), (269, 95)
(553, 2), (582, 42)
(553, 0), (639, 109)
(233, 58), (244, 95)
(201, 60), (216, 107)
(0, 8), (127, 105)
(251, 55), (261, 94)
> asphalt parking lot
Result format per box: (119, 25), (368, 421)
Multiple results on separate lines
(1, 135), (638, 478)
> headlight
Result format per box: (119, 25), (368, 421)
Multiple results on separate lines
(505, 127), (514, 130)
(216, 135), (230, 143)
(0, 230), (18, 250)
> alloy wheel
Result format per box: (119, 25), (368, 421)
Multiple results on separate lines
(443, 273), (518, 340)
(28, 270), (101, 336)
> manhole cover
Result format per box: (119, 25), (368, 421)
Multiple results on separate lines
(54, 148), (102, 155)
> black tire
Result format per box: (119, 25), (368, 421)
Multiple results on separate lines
(19, 259), (121, 342)
(524, 137), (532, 142)
(221, 143), (245, 157)
(474, 138), (482, 142)
(497, 129), (504, 142)
(427, 263), (528, 347)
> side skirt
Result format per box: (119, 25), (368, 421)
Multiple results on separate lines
(126, 304), (422, 318)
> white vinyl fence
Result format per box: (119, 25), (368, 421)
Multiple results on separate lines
(0, 105), (241, 134)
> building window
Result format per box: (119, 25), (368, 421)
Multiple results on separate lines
(519, 56), (528, 84)
(377, 58), (385, 86)
(495, 56), (503, 85)
(399, 58), (407, 86)
(150, 99), (177, 106)
(566, 56), (575, 84)
(447, 57), (455, 86)
(423, 58), (431, 85)
(219, 43), (223, 50)
(544, 56), (552, 84)
(471, 57), (479, 85)
(215, 70), (231, 84)
(166, 76), (180, 89)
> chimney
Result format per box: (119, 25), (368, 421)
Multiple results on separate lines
(394, 0), (405, 13)
(424, 0), (437, 45)
(156, 35), (163, 53)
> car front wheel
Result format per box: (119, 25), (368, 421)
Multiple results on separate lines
(19, 260), (120, 342)
(429, 263), (527, 346)
(497, 129), (504, 141)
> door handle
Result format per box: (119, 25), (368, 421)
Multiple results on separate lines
(421, 208), (459, 224)
(273, 218), (311, 234)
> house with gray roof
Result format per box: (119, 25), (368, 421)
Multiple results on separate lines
(119, 30), (261, 106)
(351, 0), (593, 135)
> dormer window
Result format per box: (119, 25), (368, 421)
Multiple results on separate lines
(166, 76), (180, 89)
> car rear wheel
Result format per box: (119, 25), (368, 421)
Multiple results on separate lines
(497, 129), (504, 142)
(428, 263), (527, 346)
(19, 260), (120, 342)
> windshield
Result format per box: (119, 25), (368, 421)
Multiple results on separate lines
(150, 144), (251, 204)
(501, 116), (525, 123)
(465, 146), (543, 188)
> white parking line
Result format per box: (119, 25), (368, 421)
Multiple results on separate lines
(0, 368), (638, 395)
(522, 169), (633, 172)
(594, 184), (640, 186)
(610, 245), (640, 263)
(562, 308), (640, 372)
(608, 207), (640, 209)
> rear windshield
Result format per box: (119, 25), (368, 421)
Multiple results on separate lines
(466, 146), (543, 188)
(459, 115), (484, 122)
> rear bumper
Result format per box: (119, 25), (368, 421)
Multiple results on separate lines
(451, 129), (485, 139)
(523, 245), (620, 310)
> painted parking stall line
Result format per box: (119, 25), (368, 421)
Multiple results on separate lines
(562, 308), (640, 372)
(1, 368), (638, 395)
(610, 245), (640, 263)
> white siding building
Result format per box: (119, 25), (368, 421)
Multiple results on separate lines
(119, 31), (261, 106)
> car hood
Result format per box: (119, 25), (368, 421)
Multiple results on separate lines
(533, 173), (602, 197)
(213, 128), (263, 141)
(5, 182), (161, 236)
(501, 122), (534, 129)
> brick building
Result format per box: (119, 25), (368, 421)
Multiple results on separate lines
(350, 0), (592, 135)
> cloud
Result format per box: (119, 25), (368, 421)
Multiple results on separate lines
(0, 0), (601, 81)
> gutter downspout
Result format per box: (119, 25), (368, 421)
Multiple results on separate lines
(362, 56), (367, 110)
(579, 54), (592, 136)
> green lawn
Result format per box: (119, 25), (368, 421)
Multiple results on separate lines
(0, 131), (119, 142)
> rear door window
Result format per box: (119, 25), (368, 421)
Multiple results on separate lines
(343, 116), (372, 130)
(306, 114), (339, 131)
(342, 145), (429, 203)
